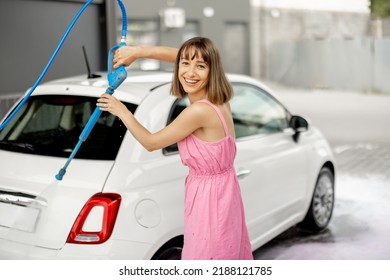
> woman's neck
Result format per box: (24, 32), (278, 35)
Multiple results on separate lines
(188, 93), (208, 104)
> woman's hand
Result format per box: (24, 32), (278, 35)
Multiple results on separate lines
(97, 93), (129, 119)
(113, 45), (178, 69)
(113, 46), (142, 69)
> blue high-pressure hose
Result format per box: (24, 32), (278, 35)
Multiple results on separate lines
(1, 0), (91, 131)
(55, 0), (128, 180)
(0, 0), (129, 180)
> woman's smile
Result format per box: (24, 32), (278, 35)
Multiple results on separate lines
(183, 78), (200, 86)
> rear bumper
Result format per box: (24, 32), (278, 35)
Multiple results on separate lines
(0, 238), (157, 260)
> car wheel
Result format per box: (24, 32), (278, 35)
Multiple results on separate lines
(155, 247), (182, 260)
(298, 167), (334, 232)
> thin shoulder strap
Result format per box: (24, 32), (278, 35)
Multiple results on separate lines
(196, 99), (230, 136)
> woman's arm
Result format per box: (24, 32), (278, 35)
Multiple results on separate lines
(113, 45), (178, 69)
(97, 94), (206, 151)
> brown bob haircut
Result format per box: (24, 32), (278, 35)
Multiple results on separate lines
(171, 37), (233, 105)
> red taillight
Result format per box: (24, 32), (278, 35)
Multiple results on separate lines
(67, 193), (121, 244)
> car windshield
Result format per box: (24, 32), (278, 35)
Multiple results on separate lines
(0, 95), (136, 160)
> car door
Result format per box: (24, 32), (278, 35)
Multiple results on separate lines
(231, 83), (309, 246)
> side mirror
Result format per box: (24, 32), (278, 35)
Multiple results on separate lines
(290, 115), (309, 142)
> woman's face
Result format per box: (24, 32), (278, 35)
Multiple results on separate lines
(178, 48), (210, 99)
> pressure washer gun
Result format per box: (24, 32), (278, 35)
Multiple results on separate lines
(55, 0), (128, 180)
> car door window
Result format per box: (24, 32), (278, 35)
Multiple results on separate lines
(231, 84), (289, 138)
(163, 83), (289, 154)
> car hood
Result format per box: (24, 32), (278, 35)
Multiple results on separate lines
(0, 149), (114, 250)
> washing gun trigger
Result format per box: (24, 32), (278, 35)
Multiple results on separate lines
(107, 42), (127, 90)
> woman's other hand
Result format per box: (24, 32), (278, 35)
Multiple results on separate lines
(97, 93), (129, 119)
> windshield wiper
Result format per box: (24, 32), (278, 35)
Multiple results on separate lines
(0, 140), (35, 152)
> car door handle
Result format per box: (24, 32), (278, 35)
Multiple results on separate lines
(236, 169), (251, 180)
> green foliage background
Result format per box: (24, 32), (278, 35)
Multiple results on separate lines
(371, 0), (390, 17)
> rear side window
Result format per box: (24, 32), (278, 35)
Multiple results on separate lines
(0, 95), (136, 160)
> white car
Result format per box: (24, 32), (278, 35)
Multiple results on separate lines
(0, 71), (335, 259)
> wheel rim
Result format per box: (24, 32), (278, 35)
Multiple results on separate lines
(312, 173), (334, 227)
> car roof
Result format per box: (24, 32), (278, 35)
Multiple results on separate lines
(45, 70), (172, 90)
(32, 71), (171, 104)
(36, 70), (275, 104)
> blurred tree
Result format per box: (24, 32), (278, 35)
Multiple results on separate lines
(371, 0), (390, 17)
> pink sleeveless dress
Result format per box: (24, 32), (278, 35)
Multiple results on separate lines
(178, 99), (253, 260)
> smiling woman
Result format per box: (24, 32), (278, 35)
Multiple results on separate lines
(177, 53), (209, 99)
(97, 37), (253, 260)
(171, 38), (233, 106)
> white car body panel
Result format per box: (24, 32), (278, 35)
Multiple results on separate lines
(0, 149), (114, 249)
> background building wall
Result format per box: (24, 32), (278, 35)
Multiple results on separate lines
(119, 0), (251, 74)
(251, 4), (390, 94)
(0, 0), (107, 99)
(251, 7), (371, 80)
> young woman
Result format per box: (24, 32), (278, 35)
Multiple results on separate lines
(97, 37), (253, 260)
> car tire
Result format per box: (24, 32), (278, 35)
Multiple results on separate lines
(155, 247), (182, 260)
(298, 167), (335, 232)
